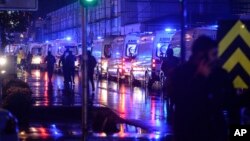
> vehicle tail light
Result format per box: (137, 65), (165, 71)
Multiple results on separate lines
(152, 59), (156, 68)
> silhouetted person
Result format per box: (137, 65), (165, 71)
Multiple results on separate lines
(59, 50), (70, 85)
(169, 35), (236, 141)
(66, 51), (76, 85)
(161, 47), (180, 115)
(44, 51), (56, 83)
(87, 51), (97, 92)
(26, 51), (33, 71)
(17, 47), (26, 69)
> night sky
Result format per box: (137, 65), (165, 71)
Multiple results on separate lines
(33, 0), (77, 18)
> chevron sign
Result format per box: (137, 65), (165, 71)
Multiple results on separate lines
(218, 20), (250, 89)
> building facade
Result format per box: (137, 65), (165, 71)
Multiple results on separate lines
(45, 0), (181, 42)
(45, 2), (82, 43)
(44, 0), (249, 43)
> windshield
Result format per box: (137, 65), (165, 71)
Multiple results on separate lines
(32, 47), (42, 56)
(125, 44), (138, 57)
(59, 46), (78, 55)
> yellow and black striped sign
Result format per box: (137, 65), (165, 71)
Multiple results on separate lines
(218, 20), (250, 89)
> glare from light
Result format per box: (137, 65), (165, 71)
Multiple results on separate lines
(102, 61), (108, 69)
(19, 131), (26, 135)
(151, 37), (154, 41)
(35, 70), (40, 78)
(20, 34), (24, 38)
(157, 43), (161, 48)
(0, 57), (7, 66)
(51, 124), (56, 128)
(66, 36), (72, 41)
(45, 40), (49, 43)
(97, 36), (102, 40)
(165, 28), (176, 32)
(212, 25), (218, 28)
(1, 70), (6, 74)
(32, 57), (41, 64)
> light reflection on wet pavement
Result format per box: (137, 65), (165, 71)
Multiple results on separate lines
(17, 70), (172, 140)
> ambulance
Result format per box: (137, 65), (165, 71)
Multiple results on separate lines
(131, 30), (177, 86)
(170, 26), (218, 61)
(107, 33), (140, 81)
(91, 36), (116, 78)
(27, 43), (44, 68)
(50, 39), (79, 71)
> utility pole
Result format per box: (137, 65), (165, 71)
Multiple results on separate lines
(80, 1), (98, 140)
(81, 7), (88, 141)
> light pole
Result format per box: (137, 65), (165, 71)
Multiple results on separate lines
(81, 7), (88, 141)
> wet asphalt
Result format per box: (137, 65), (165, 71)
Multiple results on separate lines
(16, 69), (172, 140)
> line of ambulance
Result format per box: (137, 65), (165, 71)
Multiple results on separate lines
(4, 38), (81, 71)
(91, 26), (217, 87)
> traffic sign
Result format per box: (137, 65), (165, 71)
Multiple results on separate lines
(218, 20), (250, 89)
(0, 0), (38, 11)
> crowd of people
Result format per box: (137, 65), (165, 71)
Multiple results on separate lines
(15, 46), (97, 92)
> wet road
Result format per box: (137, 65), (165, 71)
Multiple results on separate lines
(17, 69), (172, 140)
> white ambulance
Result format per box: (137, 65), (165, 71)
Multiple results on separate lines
(91, 36), (116, 78)
(131, 30), (177, 87)
(27, 43), (44, 68)
(108, 33), (140, 81)
(51, 39), (79, 71)
(170, 26), (217, 61)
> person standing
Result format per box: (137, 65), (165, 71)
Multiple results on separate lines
(66, 51), (76, 85)
(161, 47), (180, 115)
(26, 51), (33, 71)
(87, 51), (97, 92)
(17, 47), (26, 70)
(44, 51), (56, 83)
(169, 35), (237, 141)
(59, 50), (70, 84)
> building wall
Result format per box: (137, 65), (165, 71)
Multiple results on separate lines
(45, 2), (82, 43)
(44, 0), (247, 43)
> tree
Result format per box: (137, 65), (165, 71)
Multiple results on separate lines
(0, 11), (32, 51)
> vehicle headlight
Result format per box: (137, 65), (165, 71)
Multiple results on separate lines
(0, 57), (7, 66)
(32, 57), (41, 64)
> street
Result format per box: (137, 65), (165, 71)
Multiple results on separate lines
(17, 69), (172, 140)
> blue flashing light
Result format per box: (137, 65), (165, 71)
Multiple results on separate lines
(97, 36), (102, 40)
(45, 40), (49, 43)
(51, 124), (56, 128)
(211, 25), (218, 29)
(165, 28), (176, 32)
(66, 36), (72, 41)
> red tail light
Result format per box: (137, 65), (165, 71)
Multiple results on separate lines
(152, 59), (161, 68)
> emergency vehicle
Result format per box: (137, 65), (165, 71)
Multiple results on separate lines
(50, 39), (79, 71)
(131, 30), (177, 86)
(91, 36), (116, 78)
(27, 43), (44, 68)
(107, 33), (140, 81)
